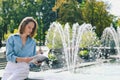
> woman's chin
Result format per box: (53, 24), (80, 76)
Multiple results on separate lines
(27, 33), (31, 36)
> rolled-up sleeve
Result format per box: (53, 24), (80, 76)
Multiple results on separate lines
(6, 36), (17, 63)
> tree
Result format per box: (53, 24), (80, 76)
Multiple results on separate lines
(0, 0), (57, 45)
(1, 0), (41, 39)
(40, 0), (56, 45)
(0, 22), (3, 47)
(0, 1), (4, 47)
(55, 0), (84, 25)
(82, 0), (113, 37)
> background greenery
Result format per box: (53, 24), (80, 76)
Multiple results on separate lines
(0, 0), (120, 48)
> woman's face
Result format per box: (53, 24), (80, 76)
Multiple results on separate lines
(24, 22), (35, 36)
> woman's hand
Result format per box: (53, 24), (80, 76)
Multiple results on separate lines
(34, 61), (42, 66)
(23, 57), (33, 63)
(16, 57), (33, 63)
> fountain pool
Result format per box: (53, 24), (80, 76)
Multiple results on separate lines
(28, 60), (120, 80)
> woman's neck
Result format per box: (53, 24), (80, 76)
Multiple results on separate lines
(20, 34), (28, 46)
(20, 34), (27, 39)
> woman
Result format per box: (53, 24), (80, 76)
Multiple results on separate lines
(2, 17), (38, 80)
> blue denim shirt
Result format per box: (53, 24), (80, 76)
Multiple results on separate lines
(6, 34), (36, 63)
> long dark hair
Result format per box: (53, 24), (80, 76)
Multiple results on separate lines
(18, 17), (38, 37)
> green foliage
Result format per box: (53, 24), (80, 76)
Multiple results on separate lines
(0, 17), (3, 41)
(48, 53), (57, 61)
(57, 1), (83, 25)
(39, 0), (56, 44)
(4, 29), (18, 40)
(45, 22), (101, 50)
(53, 0), (114, 37)
(4, 31), (11, 40)
(0, 0), (56, 45)
(1, 0), (40, 39)
(0, 0), (115, 45)
(82, 0), (113, 37)
(80, 31), (100, 48)
(79, 50), (88, 56)
(112, 17), (120, 30)
(45, 26), (63, 49)
(117, 18), (120, 27)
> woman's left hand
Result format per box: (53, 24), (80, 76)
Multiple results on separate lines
(34, 61), (42, 66)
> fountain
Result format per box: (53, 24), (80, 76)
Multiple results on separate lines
(27, 22), (120, 80)
(46, 22), (98, 72)
(101, 25), (120, 58)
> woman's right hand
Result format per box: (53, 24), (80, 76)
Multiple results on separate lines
(23, 57), (33, 63)
(16, 57), (33, 63)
